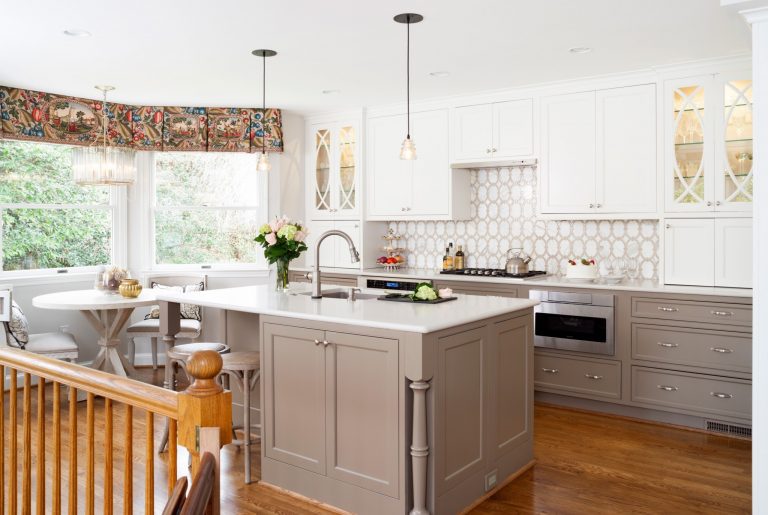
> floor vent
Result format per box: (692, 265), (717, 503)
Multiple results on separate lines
(705, 420), (752, 438)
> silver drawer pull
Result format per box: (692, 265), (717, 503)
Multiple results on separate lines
(584, 374), (603, 380)
(710, 392), (733, 399)
(657, 306), (679, 312)
(541, 368), (559, 374)
(710, 347), (734, 354)
(657, 342), (679, 348)
(657, 385), (679, 392)
(711, 310), (734, 317)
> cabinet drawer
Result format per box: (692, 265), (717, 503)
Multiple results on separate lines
(632, 367), (751, 420)
(534, 354), (621, 399)
(632, 297), (752, 326)
(632, 324), (751, 374)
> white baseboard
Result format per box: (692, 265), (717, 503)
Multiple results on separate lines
(131, 352), (167, 367)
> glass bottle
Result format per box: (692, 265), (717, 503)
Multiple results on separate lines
(454, 245), (465, 270)
(443, 247), (454, 271)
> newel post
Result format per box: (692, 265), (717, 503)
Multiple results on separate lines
(177, 351), (232, 515)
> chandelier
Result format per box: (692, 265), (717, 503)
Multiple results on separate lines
(72, 85), (136, 185)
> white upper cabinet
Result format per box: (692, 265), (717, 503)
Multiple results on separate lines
(539, 91), (597, 214)
(663, 217), (751, 288)
(596, 84), (657, 214)
(539, 85), (658, 219)
(306, 119), (361, 220)
(664, 70), (752, 215)
(367, 109), (470, 221)
(451, 99), (534, 164)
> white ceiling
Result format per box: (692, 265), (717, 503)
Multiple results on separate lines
(0, 0), (751, 115)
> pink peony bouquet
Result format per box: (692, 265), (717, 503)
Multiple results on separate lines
(255, 216), (308, 264)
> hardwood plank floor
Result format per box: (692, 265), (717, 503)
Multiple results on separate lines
(2, 369), (751, 514)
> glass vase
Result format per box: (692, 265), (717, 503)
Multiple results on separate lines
(275, 258), (291, 292)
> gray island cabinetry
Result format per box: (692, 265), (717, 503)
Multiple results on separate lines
(156, 284), (537, 515)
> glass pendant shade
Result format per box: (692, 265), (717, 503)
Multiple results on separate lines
(256, 151), (272, 172)
(72, 146), (136, 185)
(399, 137), (417, 160)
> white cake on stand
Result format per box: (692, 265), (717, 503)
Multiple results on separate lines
(566, 259), (598, 281)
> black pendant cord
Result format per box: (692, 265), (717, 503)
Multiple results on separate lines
(406, 17), (410, 140)
(262, 54), (266, 155)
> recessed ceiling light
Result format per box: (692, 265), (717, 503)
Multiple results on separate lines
(63, 29), (92, 37)
(569, 47), (592, 54)
(322, 89), (341, 95)
(430, 71), (450, 78)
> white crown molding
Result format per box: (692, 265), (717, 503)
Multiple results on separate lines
(741, 6), (768, 23)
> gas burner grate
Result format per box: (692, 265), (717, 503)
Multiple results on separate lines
(439, 269), (547, 279)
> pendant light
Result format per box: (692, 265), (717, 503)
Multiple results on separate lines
(252, 49), (277, 172)
(394, 13), (423, 160)
(72, 85), (136, 185)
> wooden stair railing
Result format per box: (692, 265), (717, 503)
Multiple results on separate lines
(163, 452), (217, 515)
(0, 348), (232, 515)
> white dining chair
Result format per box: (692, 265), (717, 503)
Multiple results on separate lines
(126, 274), (206, 369)
(1, 287), (79, 362)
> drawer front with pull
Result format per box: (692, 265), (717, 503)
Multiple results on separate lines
(631, 297), (752, 326)
(534, 354), (621, 399)
(631, 366), (751, 420)
(632, 324), (751, 374)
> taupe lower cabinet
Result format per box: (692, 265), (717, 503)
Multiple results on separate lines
(259, 312), (535, 515)
(262, 323), (399, 497)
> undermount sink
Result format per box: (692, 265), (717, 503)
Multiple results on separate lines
(298, 290), (379, 300)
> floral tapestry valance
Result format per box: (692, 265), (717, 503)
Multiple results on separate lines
(0, 86), (283, 153)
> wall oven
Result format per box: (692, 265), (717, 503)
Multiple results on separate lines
(529, 290), (615, 356)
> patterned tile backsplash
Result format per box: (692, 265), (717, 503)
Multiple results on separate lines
(388, 166), (660, 279)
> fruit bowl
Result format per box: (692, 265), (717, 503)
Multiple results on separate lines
(377, 263), (402, 271)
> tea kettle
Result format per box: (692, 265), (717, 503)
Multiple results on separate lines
(505, 248), (532, 275)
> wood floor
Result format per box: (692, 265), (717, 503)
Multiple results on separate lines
(2, 368), (751, 514)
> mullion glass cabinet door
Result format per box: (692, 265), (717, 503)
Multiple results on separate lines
(671, 82), (708, 209)
(720, 79), (753, 210)
(336, 125), (357, 214)
(313, 128), (332, 215)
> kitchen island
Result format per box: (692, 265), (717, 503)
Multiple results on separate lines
(155, 284), (537, 515)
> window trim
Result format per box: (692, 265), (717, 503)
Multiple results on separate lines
(147, 151), (269, 272)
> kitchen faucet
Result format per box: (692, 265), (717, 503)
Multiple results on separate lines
(311, 230), (360, 298)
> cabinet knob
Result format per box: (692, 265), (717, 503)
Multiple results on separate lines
(313, 339), (322, 346)
(715, 201), (722, 206)
(588, 203), (595, 209)
(486, 148), (492, 154)
(491, 148), (497, 153)
(596, 203), (602, 208)
(323, 340), (330, 347)
(706, 201), (713, 207)
(665, 224), (671, 229)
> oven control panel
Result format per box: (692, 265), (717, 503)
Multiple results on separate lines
(365, 279), (421, 292)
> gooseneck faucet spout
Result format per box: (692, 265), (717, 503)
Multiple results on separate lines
(312, 230), (360, 299)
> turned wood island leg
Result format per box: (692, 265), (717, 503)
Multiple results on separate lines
(410, 380), (431, 515)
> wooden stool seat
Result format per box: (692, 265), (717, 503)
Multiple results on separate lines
(220, 351), (261, 484)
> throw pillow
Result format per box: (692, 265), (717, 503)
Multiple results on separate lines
(144, 281), (204, 321)
(5, 300), (30, 348)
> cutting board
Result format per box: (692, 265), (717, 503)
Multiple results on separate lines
(377, 294), (458, 304)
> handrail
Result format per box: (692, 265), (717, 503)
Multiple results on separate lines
(0, 347), (178, 418)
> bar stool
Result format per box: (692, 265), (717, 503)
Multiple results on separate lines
(160, 341), (230, 452)
(220, 351), (261, 484)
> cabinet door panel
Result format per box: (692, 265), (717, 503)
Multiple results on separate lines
(410, 109), (451, 216)
(664, 218), (714, 286)
(262, 324), (327, 474)
(325, 332), (399, 497)
(596, 85), (657, 214)
(493, 99), (534, 158)
(715, 73), (753, 213)
(336, 124), (360, 217)
(367, 115), (412, 217)
(453, 104), (493, 161)
(332, 221), (361, 269)
(540, 92), (596, 213)
(715, 218), (752, 288)
(308, 124), (334, 220)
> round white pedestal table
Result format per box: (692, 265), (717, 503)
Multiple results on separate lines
(33, 289), (158, 377)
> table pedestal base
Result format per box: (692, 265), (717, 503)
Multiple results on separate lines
(81, 307), (137, 377)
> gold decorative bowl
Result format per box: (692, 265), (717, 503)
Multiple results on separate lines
(119, 279), (142, 298)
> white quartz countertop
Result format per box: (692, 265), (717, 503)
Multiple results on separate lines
(154, 283), (538, 334)
(292, 267), (753, 299)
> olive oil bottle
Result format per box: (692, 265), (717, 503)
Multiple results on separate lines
(454, 245), (465, 270)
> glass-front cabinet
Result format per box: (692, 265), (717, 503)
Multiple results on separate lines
(307, 121), (360, 220)
(665, 70), (753, 213)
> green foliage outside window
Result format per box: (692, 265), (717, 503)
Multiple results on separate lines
(0, 140), (111, 271)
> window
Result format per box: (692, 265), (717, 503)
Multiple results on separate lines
(0, 140), (122, 274)
(151, 152), (267, 269)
